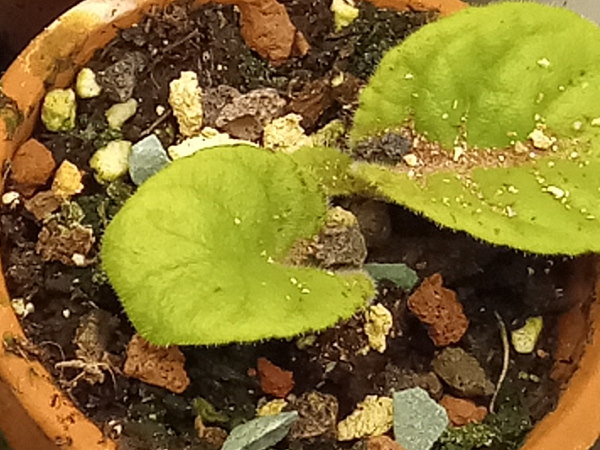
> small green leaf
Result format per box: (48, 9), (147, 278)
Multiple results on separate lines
(348, 3), (600, 254)
(102, 146), (374, 345)
(364, 263), (418, 291)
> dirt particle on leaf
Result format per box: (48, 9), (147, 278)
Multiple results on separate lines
(123, 334), (190, 394)
(257, 356), (295, 398)
(290, 391), (339, 439)
(9, 138), (56, 197)
(35, 220), (94, 266)
(439, 395), (488, 426)
(407, 273), (469, 346)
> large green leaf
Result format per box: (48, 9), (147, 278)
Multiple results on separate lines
(102, 146), (373, 345)
(349, 2), (600, 254)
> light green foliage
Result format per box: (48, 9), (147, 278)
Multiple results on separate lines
(350, 2), (600, 254)
(41, 88), (77, 132)
(290, 146), (371, 196)
(352, 2), (600, 147)
(102, 145), (374, 345)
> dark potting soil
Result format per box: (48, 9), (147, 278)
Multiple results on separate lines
(0, 1), (581, 449)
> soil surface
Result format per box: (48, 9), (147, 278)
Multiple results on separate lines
(0, 1), (584, 449)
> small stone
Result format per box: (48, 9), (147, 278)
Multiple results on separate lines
(337, 395), (393, 441)
(439, 395), (487, 427)
(257, 357), (294, 398)
(129, 134), (170, 185)
(11, 298), (34, 318)
(75, 68), (102, 98)
(97, 52), (146, 102)
(221, 411), (298, 450)
(364, 303), (393, 353)
(215, 88), (286, 141)
(24, 191), (62, 221)
(51, 160), (84, 199)
(263, 113), (311, 153)
(432, 347), (494, 398)
(167, 127), (256, 160)
(105, 98), (138, 130)
(376, 366), (443, 401)
(393, 387), (448, 450)
(368, 435), (407, 450)
(41, 88), (77, 132)
(364, 264), (419, 291)
(169, 71), (204, 137)
(257, 399), (288, 417)
(195, 416), (228, 449)
(287, 207), (367, 269)
(331, 0), (359, 31)
(528, 128), (556, 150)
(2, 191), (20, 207)
(123, 334), (190, 394)
(35, 221), (94, 266)
(511, 316), (543, 354)
(407, 273), (469, 347)
(203, 85), (241, 126)
(403, 154), (419, 167)
(10, 138), (56, 196)
(290, 391), (338, 440)
(89, 140), (132, 184)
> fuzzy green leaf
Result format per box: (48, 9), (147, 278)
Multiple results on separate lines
(349, 2), (600, 254)
(352, 2), (600, 147)
(102, 146), (374, 345)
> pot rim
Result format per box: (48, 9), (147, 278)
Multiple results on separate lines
(4, 1), (599, 449)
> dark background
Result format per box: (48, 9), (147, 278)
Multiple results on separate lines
(0, 0), (599, 449)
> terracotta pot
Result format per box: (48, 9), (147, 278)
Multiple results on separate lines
(2, 0), (599, 449)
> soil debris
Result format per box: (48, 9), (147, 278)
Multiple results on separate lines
(123, 334), (190, 394)
(9, 138), (56, 197)
(407, 273), (469, 347)
(35, 220), (95, 266)
(257, 356), (295, 398)
(439, 395), (487, 427)
(364, 303), (394, 353)
(97, 52), (147, 102)
(169, 71), (204, 137)
(376, 366), (443, 401)
(290, 391), (339, 439)
(344, 198), (392, 249)
(432, 347), (495, 398)
(194, 416), (228, 449)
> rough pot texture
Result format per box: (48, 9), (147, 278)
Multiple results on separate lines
(3, 0), (600, 449)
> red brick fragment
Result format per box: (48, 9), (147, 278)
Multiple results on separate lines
(440, 395), (488, 426)
(10, 138), (56, 197)
(407, 273), (469, 346)
(257, 357), (294, 398)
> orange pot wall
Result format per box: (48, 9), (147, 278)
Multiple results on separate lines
(1, 1), (599, 449)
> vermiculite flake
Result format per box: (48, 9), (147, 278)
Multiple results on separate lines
(221, 411), (299, 450)
(393, 387), (449, 450)
(128, 134), (170, 186)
